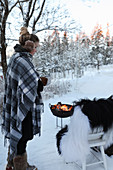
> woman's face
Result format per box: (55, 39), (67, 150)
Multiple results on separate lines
(30, 41), (39, 56)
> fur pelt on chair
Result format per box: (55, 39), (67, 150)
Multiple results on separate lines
(56, 96), (113, 163)
(74, 95), (113, 132)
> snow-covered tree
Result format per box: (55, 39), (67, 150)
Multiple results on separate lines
(90, 24), (105, 69)
(91, 24), (105, 48)
(105, 23), (110, 47)
(62, 31), (68, 51)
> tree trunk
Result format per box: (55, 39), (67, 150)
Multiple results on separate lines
(1, 10), (8, 79)
(1, 41), (7, 79)
(0, 2), (3, 66)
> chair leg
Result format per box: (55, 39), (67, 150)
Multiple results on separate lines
(100, 145), (107, 170)
(82, 159), (86, 170)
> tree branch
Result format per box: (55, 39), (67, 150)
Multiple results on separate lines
(24, 0), (37, 27)
(4, 0), (8, 9)
(25, 0), (32, 24)
(29, 0), (37, 19)
(17, 0), (24, 17)
(6, 38), (18, 41)
(9, 0), (29, 13)
(32, 0), (46, 31)
(0, 0), (5, 7)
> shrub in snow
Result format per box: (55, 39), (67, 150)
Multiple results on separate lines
(42, 79), (72, 100)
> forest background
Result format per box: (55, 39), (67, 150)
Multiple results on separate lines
(0, 0), (113, 100)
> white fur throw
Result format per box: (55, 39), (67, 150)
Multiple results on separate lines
(59, 106), (113, 163)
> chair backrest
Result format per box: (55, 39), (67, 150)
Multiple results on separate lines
(88, 132), (104, 140)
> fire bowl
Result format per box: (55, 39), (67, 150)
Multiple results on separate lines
(49, 102), (74, 118)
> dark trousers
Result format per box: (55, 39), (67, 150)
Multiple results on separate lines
(17, 111), (33, 155)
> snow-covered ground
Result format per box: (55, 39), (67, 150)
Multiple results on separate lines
(1, 65), (113, 170)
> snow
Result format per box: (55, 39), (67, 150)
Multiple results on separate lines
(1, 65), (113, 169)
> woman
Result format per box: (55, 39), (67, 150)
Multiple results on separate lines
(2, 27), (47, 170)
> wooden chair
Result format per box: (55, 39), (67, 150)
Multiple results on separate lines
(82, 131), (107, 170)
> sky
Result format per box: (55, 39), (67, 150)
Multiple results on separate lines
(64, 0), (113, 37)
(1, 64), (113, 169)
(5, 0), (113, 56)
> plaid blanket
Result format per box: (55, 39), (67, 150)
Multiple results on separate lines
(1, 51), (43, 158)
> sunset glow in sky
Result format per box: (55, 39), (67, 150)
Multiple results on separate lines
(6, 0), (113, 56)
(64, 0), (113, 37)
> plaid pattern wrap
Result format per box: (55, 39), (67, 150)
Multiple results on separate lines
(2, 52), (43, 158)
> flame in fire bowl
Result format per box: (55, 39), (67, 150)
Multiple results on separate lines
(49, 102), (74, 118)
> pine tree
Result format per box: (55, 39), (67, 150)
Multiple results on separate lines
(51, 28), (61, 55)
(104, 23), (112, 64)
(105, 23), (110, 46)
(91, 24), (104, 48)
(90, 24), (105, 69)
(62, 31), (68, 50)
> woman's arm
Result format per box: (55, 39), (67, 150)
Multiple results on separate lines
(37, 79), (44, 92)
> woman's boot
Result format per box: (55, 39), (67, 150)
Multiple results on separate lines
(26, 152), (38, 170)
(27, 162), (38, 170)
(6, 146), (14, 170)
(13, 152), (27, 170)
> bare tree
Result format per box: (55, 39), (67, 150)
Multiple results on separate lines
(0, 1), (3, 62)
(17, 0), (76, 33)
(0, 0), (78, 78)
(0, 0), (29, 78)
(17, 0), (46, 32)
